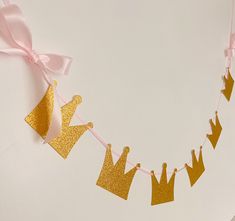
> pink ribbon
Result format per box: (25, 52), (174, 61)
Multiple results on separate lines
(225, 33), (235, 68)
(0, 2), (72, 142)
(225, 0), (235, 69)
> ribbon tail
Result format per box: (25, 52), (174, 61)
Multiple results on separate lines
(39, 54), (72, 75)
(0, 4), (33, 50)
(44, 85), (62, 143)
(0, 48), (27, 56)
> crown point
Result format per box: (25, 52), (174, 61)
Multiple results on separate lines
(107, 144), (112, 150)
(72, 95), (82, 104)
(174, 168), (178, 173)
(150, 170), (155, 176)
(162, 163), (167, 169)
(53, 80), (58, 87)
(191, 149), (195, 154)
(87, 122), (93, 128)
(184, 163), (188, 167)
(136, 163), (141, 169)
(123, 146), (130, 153)
(215, 111), (218, 115)
(200, 145), (203, 150)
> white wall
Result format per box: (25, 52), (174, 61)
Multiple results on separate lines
(0, 0), (234, 220)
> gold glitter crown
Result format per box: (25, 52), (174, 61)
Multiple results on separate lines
(96, 145), (140, 200)
(25, 83), (93, 159)
(185, 147), (205, 187)
(206, 111), (222, 149)
(151, 163), (177, 205)
(221, 69), (234, 101)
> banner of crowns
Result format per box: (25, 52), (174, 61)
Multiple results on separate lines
(25, 69), (231, 205)
(0, 0), (235, 206)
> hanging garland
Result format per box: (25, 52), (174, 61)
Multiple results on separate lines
(0, 0), (234, 206)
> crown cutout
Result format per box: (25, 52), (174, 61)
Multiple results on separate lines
(151, 163), (177, 205)
(185, 147), (205, 187)
(221, 69), (234, 101)
(25, 83), (93, 159)
(96, 145), (140, 200)
(206, 111), (222, 149)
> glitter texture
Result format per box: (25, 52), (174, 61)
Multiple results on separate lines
(96, 145), (140, 200)
(25, 83), (54, 138)
(151, 163), (177, 205)
(25, 84), (93, 159)
(185, 147), (205, 187)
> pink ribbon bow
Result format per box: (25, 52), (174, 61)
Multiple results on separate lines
(225, 33), (235, 68)
(225, 0), (235, 69)
(0, 1), (72, 142)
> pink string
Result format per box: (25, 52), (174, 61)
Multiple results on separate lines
(55, 0), (235, 176)
(226, 0), (235, 69)
(58, 92), (152, 175)
(1, 0), (232, 177)
(57, 88), (217, 176)
(230, 0), (235, 40)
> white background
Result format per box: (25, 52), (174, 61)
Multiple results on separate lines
(0, 0), (234, 220)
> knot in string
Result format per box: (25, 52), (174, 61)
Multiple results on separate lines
(26, 50), (40, 64)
